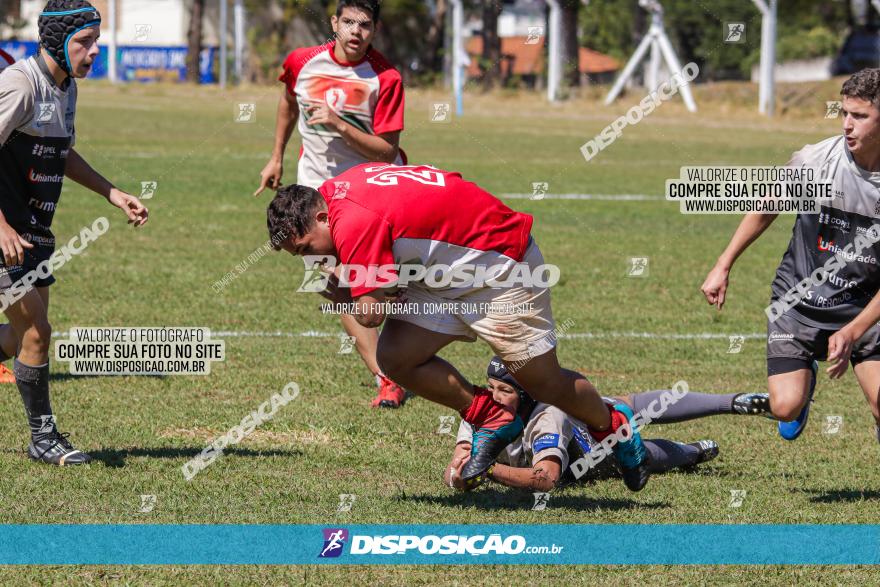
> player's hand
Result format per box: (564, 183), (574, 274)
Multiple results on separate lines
(827, 326), (857, 379)
(305, 102), (344, 133)
(0, 222), (33, 266)
(109, 189), (149, 227)
(254, 156), (283, 197)
(446, 455), (470, 491)
(701, 264), (730, 310)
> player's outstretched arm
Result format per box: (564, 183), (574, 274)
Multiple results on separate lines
(254, 88), (299, 197)
(701, 212), (778, 310)
(65, 149), (148, 227)
(488, 457), (561, 492)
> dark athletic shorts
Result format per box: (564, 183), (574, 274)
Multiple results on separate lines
(0, 245), (56, 291)
(766, 311), (880, 376)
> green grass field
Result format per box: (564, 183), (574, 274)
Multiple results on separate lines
(0, 80), (878, 584)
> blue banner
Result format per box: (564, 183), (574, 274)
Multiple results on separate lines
(0, 524), (877, 565)
(0, 41), (217, 83)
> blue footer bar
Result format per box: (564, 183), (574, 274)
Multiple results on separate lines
(0, 524), (877, 565)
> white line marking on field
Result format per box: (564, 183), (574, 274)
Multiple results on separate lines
(503, 193), (661, 201)
(51, 330), (765, 340)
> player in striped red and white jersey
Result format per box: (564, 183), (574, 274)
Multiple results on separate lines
(255, 0), (408, 410)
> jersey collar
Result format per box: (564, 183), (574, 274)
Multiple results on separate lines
(328, 40), (371, 67)
(35, 52), (71, 91)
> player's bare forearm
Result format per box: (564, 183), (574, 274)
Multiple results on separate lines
(488, 458), (561, 492)
(272, 91), (298, 160)
(65, 148), (114, 199)
(337, 125), (399, 162)
(65, 149), (149, 227)
(846, 295), (880, 340)
(716, 212), (778, 269)
(352, 293), (386, 328)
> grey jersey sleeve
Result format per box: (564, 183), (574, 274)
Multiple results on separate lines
(0, 70), (34, 146)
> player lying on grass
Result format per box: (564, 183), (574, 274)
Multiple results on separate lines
(268, 162), (655, 491)
(255, 0), (409, 409)
(0, 0), (149, 465)
(702, 68), (880, 443)
(444, 357), (771, 491)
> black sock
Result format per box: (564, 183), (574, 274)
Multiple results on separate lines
(645, 439), (701, 473)
(14, 359), (54, 439)
(0, 346), (11, 363)
(629, 390), (738, 424)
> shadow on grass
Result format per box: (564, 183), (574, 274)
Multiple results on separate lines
(49, 373), (167, 383)
(401, 489), (670, 511)
(803, 488), (880, 503)
(89, 446), (304, 468)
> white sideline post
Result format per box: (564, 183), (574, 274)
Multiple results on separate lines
(234, 0), (245, 83)
(753, 0), (777, 116)
(107, 0), (117, 83)
(451, 0), (465, 116)
(547, 0), (562, 102)
(219, 0), (228, 88)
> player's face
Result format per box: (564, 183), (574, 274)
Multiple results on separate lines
(841, 96), (880, 156)
(280, 211), (335, 257)
(487, 378), (520, 412)
(68, 27), (101, 78)
(331, 7), (376, 59)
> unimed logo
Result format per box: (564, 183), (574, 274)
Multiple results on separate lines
(318, 528), (349, 558)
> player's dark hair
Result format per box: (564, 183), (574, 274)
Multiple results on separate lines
(336, 0), (381, 23)
(841, 68), (880, 109)
(267, 184), (325, 250)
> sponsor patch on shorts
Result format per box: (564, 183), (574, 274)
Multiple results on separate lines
(533, 433), (559, 453)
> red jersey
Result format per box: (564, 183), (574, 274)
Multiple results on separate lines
(318, 164), (534, 298)
(279, 42), (405, 188)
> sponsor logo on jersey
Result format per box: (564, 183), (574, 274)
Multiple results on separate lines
(818, 212), (851, 232)
(27, 168), (64, 184)
(533, 433), (560, 453)
(28, 198), (56, 212)
(31, 144), (57, 158)
(768, 332), (795, 343)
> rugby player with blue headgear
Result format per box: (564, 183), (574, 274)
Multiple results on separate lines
(0, 0), (149, 465)
(445, 357), (772, 491)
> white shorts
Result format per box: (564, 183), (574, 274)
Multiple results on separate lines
(390, 239), (557, 363)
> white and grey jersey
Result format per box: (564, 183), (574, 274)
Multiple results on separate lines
(0, 55), (77, 247)
(770, 135), (880, 329)
(456, 402), (603, 472)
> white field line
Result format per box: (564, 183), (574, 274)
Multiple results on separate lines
(503, 193), (662, 201)
(51, 330), (765, 340)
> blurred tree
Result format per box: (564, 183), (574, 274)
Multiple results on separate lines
(0, 0), (26, 39)
(186, 0), (206, 83)
(561, 0), (581, 87)
(480, 0), (503, 89)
